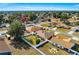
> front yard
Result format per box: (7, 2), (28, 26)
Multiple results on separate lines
(38, 42), (69, 55)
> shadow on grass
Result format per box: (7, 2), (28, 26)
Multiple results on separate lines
(9, 39), (30, 50)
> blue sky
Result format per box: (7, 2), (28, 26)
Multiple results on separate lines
(0, 3), (79, 11)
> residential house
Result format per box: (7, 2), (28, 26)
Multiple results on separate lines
(68, 18), (77, 23)
(20, 14), (30, 23)
(51, 18), (60, 22)
(72, 26), (79, 36)
(26, 26), (41, 32)
(0, 37), (11, 55)
(51, 34), (74, 48)
(36, 29), (54, 39)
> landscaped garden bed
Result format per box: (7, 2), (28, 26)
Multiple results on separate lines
(24, 34), (44, 45)
(38, 42), (69, 55)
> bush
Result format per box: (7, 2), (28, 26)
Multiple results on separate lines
(36, 38), (41, 44)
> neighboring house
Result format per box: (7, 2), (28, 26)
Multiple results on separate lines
(72, 26), (79, 32)
(72, 26), (79, 36)
(51, 22), (66, 27)
(36, 30), (46, 39)
(41, 22), (51, 27)
(50, 18), (66, 27)
(72, 15), (79, 21)
(26, 26), (41, 32)
(20, 14), (30, 23)
(45, 30), (54, 39)
(51, 34), (74, 48)
(68, 18), (77, 23)
(51, 18), (60, 22)
(57, 26), (71, 29)
(73, 26), (79, 31)
(36, 29), (54, 39)
(0, 37), (11, 55)
(76, 17), (79, 21)
(40, 18), (51, 22)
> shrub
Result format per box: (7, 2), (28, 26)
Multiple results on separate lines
(36, 38), (41, 44)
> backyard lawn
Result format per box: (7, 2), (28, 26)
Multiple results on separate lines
(25, 34), (43, 45)
(38, 42), (69, 55)
(5, 37), (41, 55)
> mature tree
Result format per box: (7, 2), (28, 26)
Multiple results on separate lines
(8, 12), (22, 24)
(60, 13), (70, 19)
(0, 14), (4, 24)
(8, 14), (18, 24)
(25, 12), (37, 21)
(8, 20), (25, 39)
(53, 12), (61, 18)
